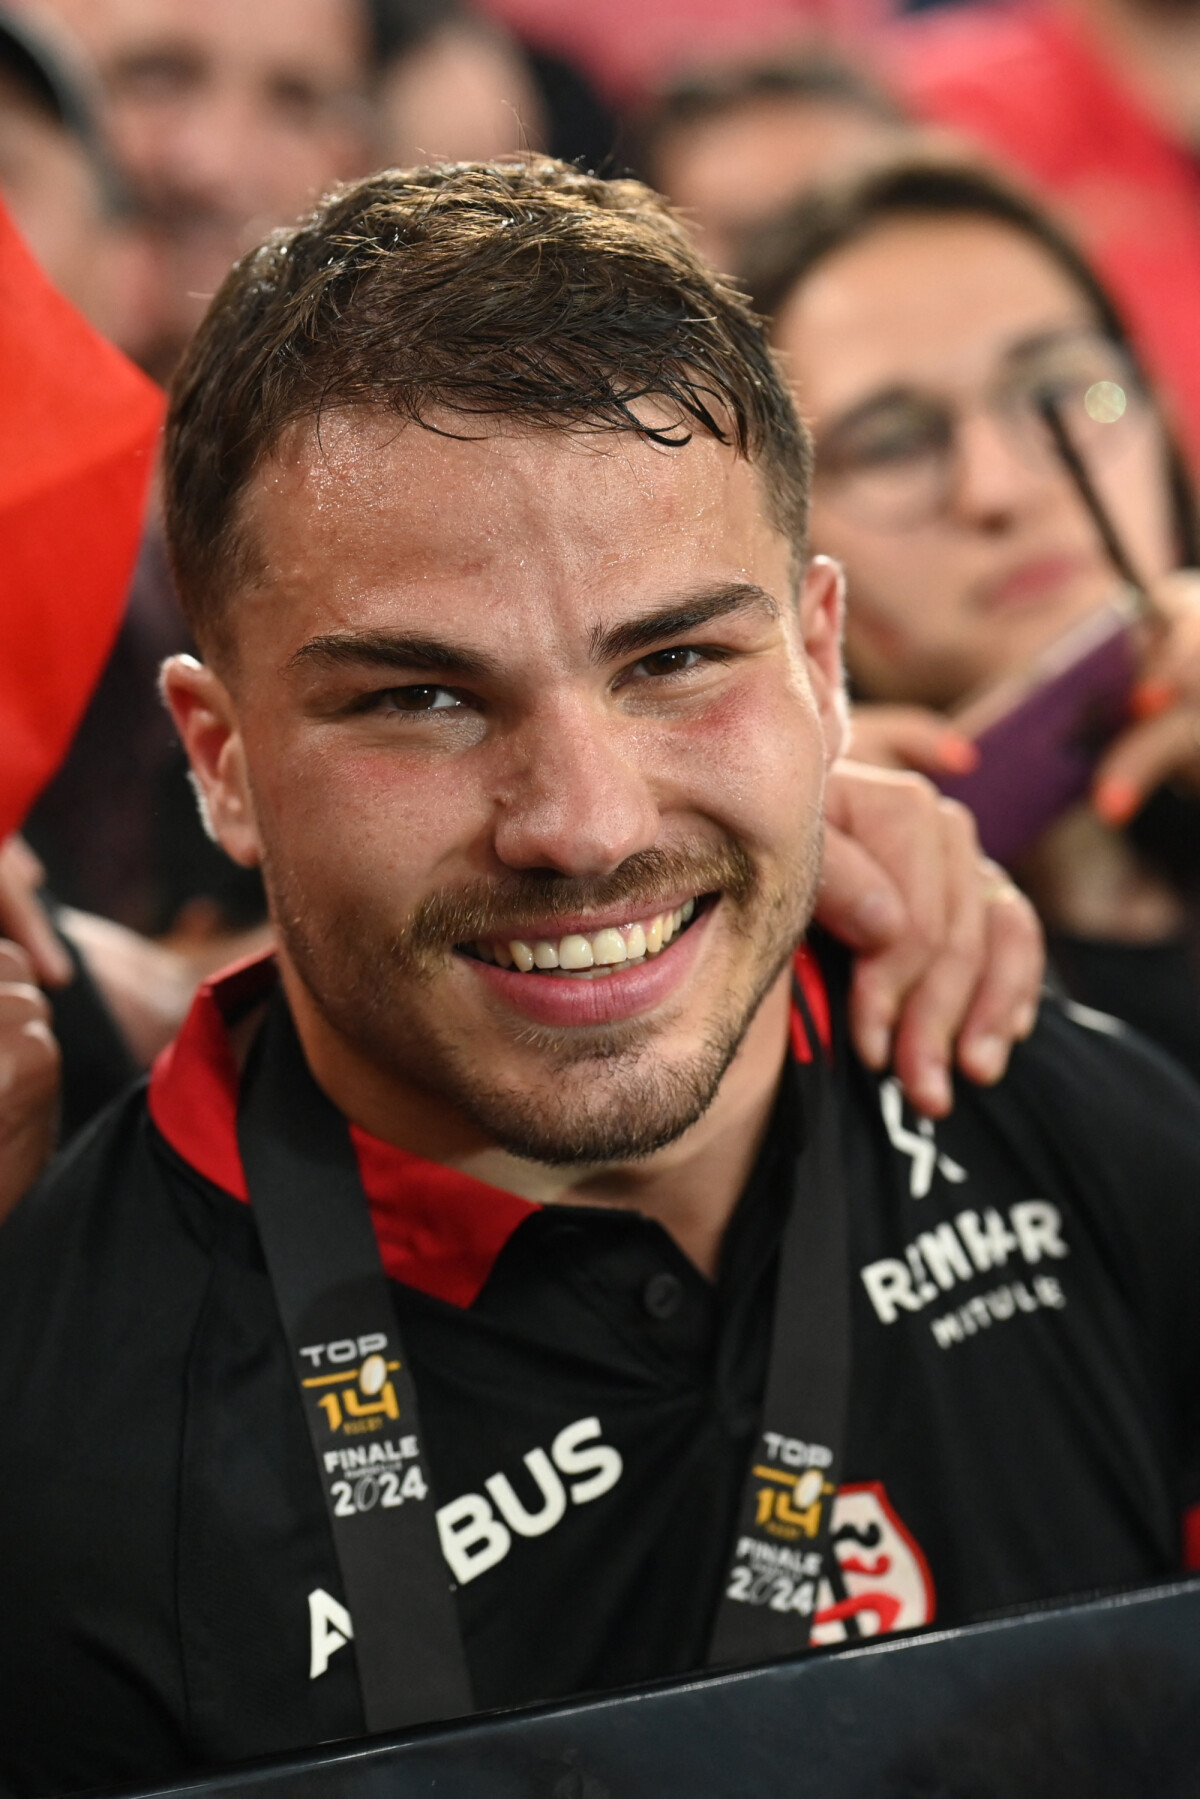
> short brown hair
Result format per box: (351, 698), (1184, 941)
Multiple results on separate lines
(164, 156), (811, 657)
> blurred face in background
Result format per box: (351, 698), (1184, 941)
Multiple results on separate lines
(652, 94), (902, 274)
(0, 66), (137, 340)
(378, 22), (545, 167)
(28, 0), (374, 378)
(773, 213), (1177, 709)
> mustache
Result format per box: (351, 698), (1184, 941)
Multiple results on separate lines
(401, 843), (757, 958)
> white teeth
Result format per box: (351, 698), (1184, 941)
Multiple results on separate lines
(481, 901), (701, 974)
(592, 928), (627, 966)
(558, 934), (595, 971)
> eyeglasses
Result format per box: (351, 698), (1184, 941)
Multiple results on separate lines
(812, 332), (1151, 531)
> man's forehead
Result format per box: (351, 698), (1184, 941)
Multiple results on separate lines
(223, 413), (796, 672)
(248, 409), (783, 579)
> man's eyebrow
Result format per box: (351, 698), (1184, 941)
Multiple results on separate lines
(590, 583), (780, 663)
(286, 586), (780, 679)
(286, 630), (500, 681)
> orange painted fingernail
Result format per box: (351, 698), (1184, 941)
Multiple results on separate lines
(938, 733), (980, 774)
(1094, 776), (1141, 826)
(1131, 678), (1178, 720)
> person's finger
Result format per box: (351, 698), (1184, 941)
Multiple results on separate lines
(1144, 567), (1200, 624)
(0, 982), (53, 1032)
(1132, 571), (1200, 712)
(813, 824), (907, 956)
(0, 838), (72, 988)
(820, 765), (950, 1071)
(849, 705), (979, 776)
(0, 1011), (59, 1106)
(0, 985), (60, 1225)
(1092, 708), (1200, 825)
(0, 940), (36, 987)
(868, 798), (984, 1117)
(0, 835), (45, 891)
(952, 878), (1043, 1081)
(844, 845), (953, 1085)
(1134, 616), (1200, 707)
(820, 764), (1044, 1109)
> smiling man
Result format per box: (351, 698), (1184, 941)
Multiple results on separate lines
(2, 159), (1200, 1798)
(197, 414), (828, 1201)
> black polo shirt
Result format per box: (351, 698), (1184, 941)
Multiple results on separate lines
(2, 950), (1200, 1796)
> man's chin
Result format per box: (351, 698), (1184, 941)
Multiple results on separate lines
(274, 846), (813, 1166)
(451, 1040), (740, 1166)
(430, 951), (791, 1165)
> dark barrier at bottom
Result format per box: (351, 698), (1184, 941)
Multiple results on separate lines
(114, 1580), (1200, 1799)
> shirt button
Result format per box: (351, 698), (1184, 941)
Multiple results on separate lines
(642, 1271), (684, 1320)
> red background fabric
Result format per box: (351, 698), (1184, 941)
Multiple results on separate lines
(0, 197), (163, 840)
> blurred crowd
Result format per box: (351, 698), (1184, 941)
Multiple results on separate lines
(4, 0), (1200, 1150)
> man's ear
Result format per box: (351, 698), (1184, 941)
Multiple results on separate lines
(799, 554), (849, 763)
(160, 655), (262, 868)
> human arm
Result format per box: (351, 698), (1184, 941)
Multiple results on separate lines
(0, 835), (72, 988)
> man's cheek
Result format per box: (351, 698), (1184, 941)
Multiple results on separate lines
(253, 735), (421, 836)
(674, 682), (824, 823)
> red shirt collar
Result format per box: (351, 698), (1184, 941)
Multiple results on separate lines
(148, 948), (830, 1308)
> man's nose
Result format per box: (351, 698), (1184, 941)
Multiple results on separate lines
(151, 86), (283, 215)
(491, 702), (661, 878)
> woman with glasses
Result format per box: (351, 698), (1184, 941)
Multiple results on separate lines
(743, 149), (1200, 1078)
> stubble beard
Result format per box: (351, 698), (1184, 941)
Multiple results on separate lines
(266, 831), (823, 1166)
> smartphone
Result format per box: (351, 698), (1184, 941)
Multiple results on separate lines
(931, 594), (1139, 865)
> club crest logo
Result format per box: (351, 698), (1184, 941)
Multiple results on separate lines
(809, 1481), (935, 1645)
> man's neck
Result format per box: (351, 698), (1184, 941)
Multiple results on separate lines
(279, 966), (795, 1281)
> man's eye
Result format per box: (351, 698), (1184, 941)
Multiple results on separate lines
(380, 685), (460, 714)
(631, 646), (705, 679)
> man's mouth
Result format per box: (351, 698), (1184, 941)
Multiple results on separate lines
(458, 896), (705, 979)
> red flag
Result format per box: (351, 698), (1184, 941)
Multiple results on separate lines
(0, 195), (164, 841)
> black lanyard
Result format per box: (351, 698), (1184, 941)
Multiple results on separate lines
(705, 985), (853, 1665)
(237, 973), (851, 1732)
